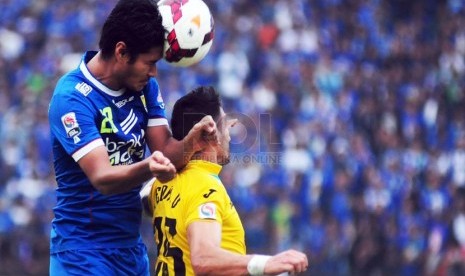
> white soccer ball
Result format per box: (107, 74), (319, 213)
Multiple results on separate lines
(158, 0), (214, 67)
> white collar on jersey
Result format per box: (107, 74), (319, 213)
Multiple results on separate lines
(79, 60), (126, 97)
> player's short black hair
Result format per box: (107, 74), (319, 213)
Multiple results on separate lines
(99, 0), (165, 62)
(171, 86), (221, 141)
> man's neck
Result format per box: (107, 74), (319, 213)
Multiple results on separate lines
(86, 52), (122, 91)
(191, 151), (218, 165)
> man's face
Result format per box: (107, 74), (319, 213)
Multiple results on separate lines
(216, 109), (236, 165)
(120, 47), (163, 91)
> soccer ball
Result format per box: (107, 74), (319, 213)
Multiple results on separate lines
(158, 0), (214, 67)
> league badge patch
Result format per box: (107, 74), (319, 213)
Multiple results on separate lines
(61, 112), (81, 143)
(199, 202), (217, 219)
(157, 90), (165, 109)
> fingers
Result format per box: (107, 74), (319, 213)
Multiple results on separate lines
(289, 250), (308, 274)
(152, 151), (171, 165)
(200, 116), (218, 143)
(188, 116), (220, 152)
(267, 250), (308, 275)
(286, 250), (307, 274)
(194, 115), (216, 134)
(147, 151), (176, 183)
(150, 151), (176, 175)
(200, 115), (216, 133)
(164, 162), (176, 174)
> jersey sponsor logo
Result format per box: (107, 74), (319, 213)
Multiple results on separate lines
(61, 112), (81, 143)
(121, 109), (138, 135)
(203, 189), (217, 198)
(100, 106), (145, 165)
(75, 82), (92, 96)
(113, 96), (135, 108)
(199, 202), (216, 219)
(105, 131), (145, 165)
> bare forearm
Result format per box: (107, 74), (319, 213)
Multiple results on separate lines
(90, 159), (152, 195)
(78, 145), (174, 195)
(192, 247), (252, 276)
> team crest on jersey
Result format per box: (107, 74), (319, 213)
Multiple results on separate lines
(140, 95), (148, 112)
(199, 202), (217, 219)
(61, 112), (81, 143)
(157, 91), (165, 109)
(75, 82), (92, 96)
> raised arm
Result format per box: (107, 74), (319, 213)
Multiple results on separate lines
(187, 221), (308, 276)
(146, 115), (217, 170)
(78, 146), (175, 195)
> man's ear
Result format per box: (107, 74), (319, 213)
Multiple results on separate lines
(115, 41), (129, 62)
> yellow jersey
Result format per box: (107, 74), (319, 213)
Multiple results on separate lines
(149, 160), (245, 276)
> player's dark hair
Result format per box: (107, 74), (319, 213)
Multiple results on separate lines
(99, 0), (165, 62)
(171, 86), (221, 141)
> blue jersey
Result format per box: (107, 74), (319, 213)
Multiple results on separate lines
(48, 51), (168, 253)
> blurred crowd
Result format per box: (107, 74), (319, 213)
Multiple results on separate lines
(1, 0), (465, 275)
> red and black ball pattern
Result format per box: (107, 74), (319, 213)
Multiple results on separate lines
(164, 0), (214, 63)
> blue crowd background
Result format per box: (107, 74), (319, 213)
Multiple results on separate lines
(1, 0), (465, 275)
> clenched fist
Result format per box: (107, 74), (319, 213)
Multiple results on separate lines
(149, 151), (176, 182)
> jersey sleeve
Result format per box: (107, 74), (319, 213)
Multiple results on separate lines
(144, 78), (168, 127)
(48, 80), (103, 162)
(184, 175), (229, 227)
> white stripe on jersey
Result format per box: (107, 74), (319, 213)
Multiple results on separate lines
(121, 109), (138, 135)
(80, 61), (125, 97)
(148, 118), (169, 127)
(72, 138), (105, 162)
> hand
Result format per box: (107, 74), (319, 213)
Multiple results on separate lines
(149, 151), (176, 183)
(185, 115), (218, 153)
(264, 250), (308, 275)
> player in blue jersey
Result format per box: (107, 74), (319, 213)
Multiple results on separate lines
(48, 0), (217, 275)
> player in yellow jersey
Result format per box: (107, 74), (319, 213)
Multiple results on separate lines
(146, 86), (308, 275)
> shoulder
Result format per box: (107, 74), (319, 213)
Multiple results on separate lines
(142, 78), (161, 96)
(142, 78), (166, 113)
(180, 167), (226, 195)
(49, 72), (99, 121)
(183, 166), (220, 183)
(147, 78), (160, 90)
(53, 70), (93, 100)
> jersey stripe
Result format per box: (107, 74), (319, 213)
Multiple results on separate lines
(71, 138), (105, 161)
(121, 109), (138, 134)
(79, 61), (125, 97)
(148, 118), (169, 127)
